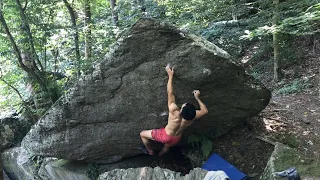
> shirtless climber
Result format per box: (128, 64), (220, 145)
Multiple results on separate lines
(140, 64), (208, 156)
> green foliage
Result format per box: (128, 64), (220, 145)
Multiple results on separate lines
(202, 26), (249, 58)
(250, 60), (273, 77)
(279, 3), (320, 35)
(201, 139), (213, 158)
(0, 59), (28, 114)
(29, 154), (44, 167)
(0, 0), (318, 116)
(277, 78), (311, 95)
(278, 35), (306, 68)
(242, 1), (320, 39)
(188, 134), (213, 158)
(248, 41), (273, 63)
(86, 163), (100, 180)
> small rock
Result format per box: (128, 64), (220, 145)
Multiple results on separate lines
(302, 131), (311, 136)
(248, 173), (259, 178)
(301, 115), (310, 124)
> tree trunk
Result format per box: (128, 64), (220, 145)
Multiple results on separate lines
(84, 0), (92, 60)
(0, 3), (57, 117)
(232, 0), (238, 20)
(15, 0), (44, 72)
(43, 36), (47, 71)
(273, 0), (280, 81)
(273, 31), (280, 81)
(63, 0), (81, 77)
(110, 0), (118, 26)
(0, 7), (48, 91)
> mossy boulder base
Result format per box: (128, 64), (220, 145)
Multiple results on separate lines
(22, 18), (271, 163)
(0, 115), (34, 151)
(261, 143), (320, 179)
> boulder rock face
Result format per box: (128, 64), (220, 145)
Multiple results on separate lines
(98, 167), (207, 180)
(260, 143), (320, 180)
(3, 170), (10, 180)
(38, 159), (91, 180)
(22, 18), (271, 163)
(2, 147), (39, 180)
(0, 115), (34, 151)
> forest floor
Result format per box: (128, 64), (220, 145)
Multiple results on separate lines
(210, 51), (320, 179)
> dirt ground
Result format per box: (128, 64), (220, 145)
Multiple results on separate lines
(211, 117), (274, 179)
(210, 89), (320, 179)
(206, 49), (320, 179)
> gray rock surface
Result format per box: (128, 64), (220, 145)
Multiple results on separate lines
(181, 148), (204, 169)
(98, 167), (207, 180)
(22, 18), (271, 163)
(2, 147), (193, 180)
(2, 147), (40, 180)
(3, 170), (10, 180)
(260, 142), (320, 180)
(38, 159), (91, 180)
(0, 115), (34, 151)
(3, 149), (94, 180)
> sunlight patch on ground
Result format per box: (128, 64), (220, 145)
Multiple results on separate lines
(263, 116), (288, 132)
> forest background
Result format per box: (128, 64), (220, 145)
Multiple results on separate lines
(0, 0), (319, 120)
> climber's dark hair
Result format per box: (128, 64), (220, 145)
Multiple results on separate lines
(181, 103), (196, 120)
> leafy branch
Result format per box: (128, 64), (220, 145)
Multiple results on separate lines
(0, 68), (25, 103)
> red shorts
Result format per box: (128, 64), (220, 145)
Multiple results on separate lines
(151, 128), (181, 146)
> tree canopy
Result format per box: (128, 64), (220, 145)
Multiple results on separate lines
(0, 0), (319, 117)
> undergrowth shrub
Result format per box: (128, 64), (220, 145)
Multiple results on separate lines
(276, 78), (311, 95)
(188, 134), (213, 158)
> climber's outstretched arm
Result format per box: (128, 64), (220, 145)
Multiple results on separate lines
(166, 65), (177, 112)
(193, 90), (208, 120)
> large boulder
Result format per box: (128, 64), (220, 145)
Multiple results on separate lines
(0, 114), (34, 151)
(3, 148), (95, 180)
(38, 159), (91, 180)
(260, 143), (320, 180)
(22, 18), (271, 163)
(3, 171), (10, 180)
(2, 147), (193, 180)
(98, 167), (207, 180)
(37, 154), (186, 180)
(1, 147), (40, 180)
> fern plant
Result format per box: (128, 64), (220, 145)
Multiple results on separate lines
(188, 134), (213, 158)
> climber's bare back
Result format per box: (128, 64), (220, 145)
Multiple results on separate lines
(164, 103), (193, 136)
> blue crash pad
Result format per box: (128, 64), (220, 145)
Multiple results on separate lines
(202, 153), (248, 180)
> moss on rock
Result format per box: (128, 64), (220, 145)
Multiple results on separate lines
(261, 142), (320, 180)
